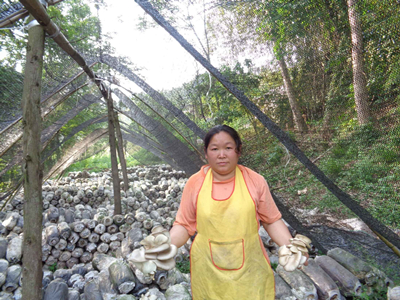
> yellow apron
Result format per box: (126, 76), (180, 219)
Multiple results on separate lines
(190, 166), (275, 300)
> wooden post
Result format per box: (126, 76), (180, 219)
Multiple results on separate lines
(113, 111), (129, 192)
(21, 17), (45, 300)
(106, 91), (121, 214)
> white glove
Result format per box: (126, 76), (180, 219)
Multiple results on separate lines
(127, 226), (177, 278)
(278, 234), (311, 272)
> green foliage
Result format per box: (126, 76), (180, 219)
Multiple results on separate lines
(270, 262), (278, 271)
(267, 145), (284, 166)
(49, 262), (57, 272)
(64, 152), (111, 173)
(320, 158), (345, 180)
(176, 260), (190, 274)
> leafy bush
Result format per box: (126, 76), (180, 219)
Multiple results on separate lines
(267, 145), (285, 166)
(321, 158), (345, 180)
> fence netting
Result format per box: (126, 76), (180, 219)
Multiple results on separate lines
(0, 0), (399, 234)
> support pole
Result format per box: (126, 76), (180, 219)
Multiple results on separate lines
(21, 18), (44, 300)
(106, 92), (121, 214)
(114, 111), (129, 192)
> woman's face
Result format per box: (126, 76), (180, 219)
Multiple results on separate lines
(205, 131), (240, 181)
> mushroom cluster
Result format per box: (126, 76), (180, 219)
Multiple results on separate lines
(278, 234), (311, 272)
(128, 226), (177, 278)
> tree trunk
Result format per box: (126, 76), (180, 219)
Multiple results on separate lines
(113, 111), (129, 192)
(21, 19), (44, 300)
(277, 56), (308, 133)
(347, 0), (370, 125)
(106, 93), (121, 215)
(135, 0), (400, 250)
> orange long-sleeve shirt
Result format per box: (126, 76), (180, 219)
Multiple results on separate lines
(174, 164), (282, 236)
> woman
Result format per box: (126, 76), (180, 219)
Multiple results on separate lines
(170, 125), (299, 299)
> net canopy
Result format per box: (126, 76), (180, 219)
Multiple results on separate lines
(0, 0), (399, 249)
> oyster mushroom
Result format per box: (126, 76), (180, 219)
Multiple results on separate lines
(145, 243), (170, 254)
(129, 247), (147, 263)
(284, 251), (302, 272)
(153, 257), (176, 271)
(157, 244), (177, 260)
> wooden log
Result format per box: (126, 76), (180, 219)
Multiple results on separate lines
(327, 248), (377, 286)
(276, 265), (318, 300)
(274, 273), (294, 299)
(316, 255), (362, 297)
(302, 259), (340, 300)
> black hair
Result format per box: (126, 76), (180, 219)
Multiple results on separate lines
(204, 125), (242, 154)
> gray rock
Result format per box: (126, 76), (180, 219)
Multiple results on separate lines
(0, 239), (8, 259)
(67, 288), (80, 300)
(2, 265), (21, 292)
(13, 287), (22, 300)
(54, 269), (73, 282)
(84, 279), (103, 300)
(109, 261), (135, 292)
(5, 236), (22, 264)
(165, 284), (191, 300)
(0, 260), (9, 274)
(43, 278), (69, 300)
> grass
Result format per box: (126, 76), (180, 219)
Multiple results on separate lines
(62, 148), (163, 175)
(242, 120), (400, 231)
(176, 260), (190, 274)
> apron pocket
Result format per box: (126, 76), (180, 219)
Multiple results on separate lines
(209, 239), (244, 270)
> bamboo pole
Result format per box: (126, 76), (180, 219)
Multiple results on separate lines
(21, 17), (45, 300)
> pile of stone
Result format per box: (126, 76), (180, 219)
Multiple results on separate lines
(0, 164), (398, 300)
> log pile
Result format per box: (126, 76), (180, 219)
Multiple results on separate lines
(0, 164), (398, 299)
